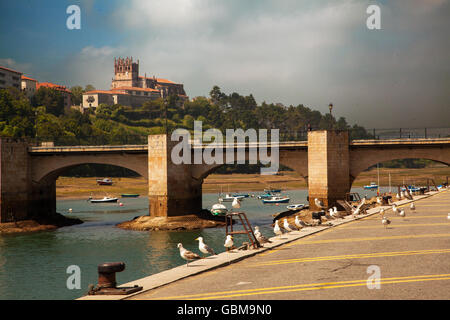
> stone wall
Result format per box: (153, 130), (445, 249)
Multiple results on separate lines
(0, 138), (30, 222)
(308, 130), (350, 210)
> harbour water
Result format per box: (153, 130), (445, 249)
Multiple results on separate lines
(0, 187), (386, 300)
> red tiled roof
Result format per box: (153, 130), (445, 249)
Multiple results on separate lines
(111, 86), (160, 93)
(0, 65), (22, 74)
(21, 75), (37, 82)
(84, 90), (128, 95)
(156, 78), (176, 84)
(37, 82), (71, 93)
(139, 76), (177, 84)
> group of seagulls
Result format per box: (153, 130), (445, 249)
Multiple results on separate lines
(177, 235), (233, 266)
(381, 201), (418, 229)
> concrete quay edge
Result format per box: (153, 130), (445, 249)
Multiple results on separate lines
(77, 190), (444, 300)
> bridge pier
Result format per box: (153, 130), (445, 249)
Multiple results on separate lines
(148, 135), (202, 217)
(308, 130), (350, 210)
(0, 138), (31, 222)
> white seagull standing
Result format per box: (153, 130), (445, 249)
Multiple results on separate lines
(352, 198), (366, 217)
(283, 218), (296, 232)
(254, 226), (272, 245)
(195, 237), (216, 257)
(254, 226), (262, 238)
(274, 220), (283, 238)
(295, 216), (304, 229)
(392, 204), (398, 215)
(381, 216), (391, 229)
(410, 202), (416, 211)
(224, 235), (234, 251)
(177, 243), (202, 267)
(380, 208), (385, 217)
(399, 209), (406, 218)
(314, 198), (326, 209)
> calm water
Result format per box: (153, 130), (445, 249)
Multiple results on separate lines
(0, 187), (385, 300)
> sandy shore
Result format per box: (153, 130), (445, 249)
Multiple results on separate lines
(56, 167), (449, 200)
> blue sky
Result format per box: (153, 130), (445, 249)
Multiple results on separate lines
(1, 0), (449, 128)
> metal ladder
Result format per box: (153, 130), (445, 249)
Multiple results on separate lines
(225, 212), (261, 249)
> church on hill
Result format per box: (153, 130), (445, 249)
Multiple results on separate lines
(82, 57), (188, 110)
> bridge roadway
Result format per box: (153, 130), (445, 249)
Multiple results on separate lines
(125, 189), (450, 300)
(28, 138), (450, 154)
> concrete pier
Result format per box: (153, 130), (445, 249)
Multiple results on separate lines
(78, 188), (450, 300)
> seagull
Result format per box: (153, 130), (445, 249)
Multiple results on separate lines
(380, 208), (385, 216)
(254, 226), (262, 238)
(177, 243), (203, 267)
(392, 204), (398, 214)
(253, 227), (272, 245)
(195, 237), (216, 257)
(399, 209), (406, 218)
(283, 218), (296, 232)
(314, 198), (326, 209)
(381, 216), (391, 229)
(232, 197), (241, 210)
(294, 216), (304, 229)
(396, 193), (400, 200)
(274, 220), (283, 238)
(352, 198), (366, 216)
(224, 235), (234, 251)
(327, 208), (336, 219)
(400, 191), (404, 198)
(410, 202), (416, 211)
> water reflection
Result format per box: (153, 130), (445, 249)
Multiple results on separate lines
(0, 187), (383, 299)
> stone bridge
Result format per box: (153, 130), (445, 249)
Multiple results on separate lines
(0, 131), (449, 222)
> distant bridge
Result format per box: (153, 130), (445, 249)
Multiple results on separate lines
(1, 133), (449, 222)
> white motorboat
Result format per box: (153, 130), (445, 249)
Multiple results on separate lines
(262, 196), (290, 204)
(89, 196), (119, 203)
(211, 203), (228, 216)
(287, 203), (305, 211)
(219, 194), (245, 202)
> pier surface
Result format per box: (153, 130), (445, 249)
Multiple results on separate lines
(80, 189), (450, 300)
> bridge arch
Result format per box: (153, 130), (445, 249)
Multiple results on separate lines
(31, 153), (148, 183)
(349, 147), (450, 187)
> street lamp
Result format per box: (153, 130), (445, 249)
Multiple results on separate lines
(328, 103), (333, 130)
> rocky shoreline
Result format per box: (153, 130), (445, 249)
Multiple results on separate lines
(116, 210), (230, 231)
(0, 213), (83, 234)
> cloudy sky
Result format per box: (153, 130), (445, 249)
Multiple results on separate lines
(0, 0), (449, 128)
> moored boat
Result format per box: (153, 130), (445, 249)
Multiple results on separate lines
(121, 194), (140, 198)
(96, 178), (113, 186)
(364, 182), (378, 190)
(219, 194), (245, 202)
(262, 196), (290, 204)
(89, 196), (119, 203)
(287, 203), (305, 211)
(211, 203), (228, 216)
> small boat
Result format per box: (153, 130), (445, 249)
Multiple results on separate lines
(287, 203), (305, 211)
(97, 178), (113, 186)
(232, 193), (249, 198)
(211, 203), (228, 216)
(364, 182), (378, 190)
(89, 196), (119, 203)
(257, 193), (275, 199)
(121, 194), (140, 198)
(264, 188), (281, 193)
(262, 196), (290, 204)
(219, 194), (245, 202)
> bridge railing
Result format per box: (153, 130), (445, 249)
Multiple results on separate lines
(5, 127), (450, 147)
